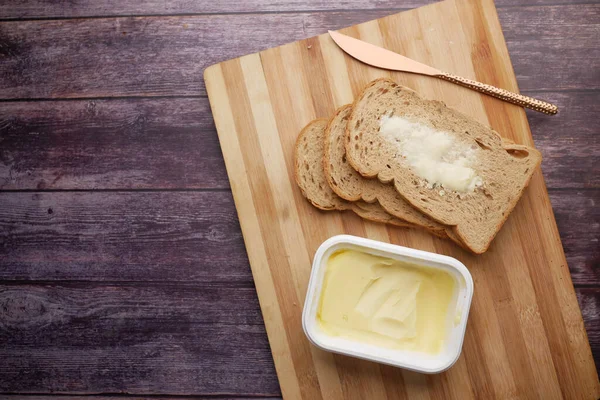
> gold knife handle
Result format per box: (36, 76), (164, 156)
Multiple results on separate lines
(437, 72), (558, 115)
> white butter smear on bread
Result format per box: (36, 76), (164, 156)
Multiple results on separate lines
(379, 115), (483, 193)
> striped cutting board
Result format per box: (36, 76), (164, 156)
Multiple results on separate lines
(204, 0), (600, 398)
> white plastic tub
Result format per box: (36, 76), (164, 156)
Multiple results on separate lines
(302, 234), (473, 374)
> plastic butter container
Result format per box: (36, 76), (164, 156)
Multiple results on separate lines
(302, 234), (473, 374)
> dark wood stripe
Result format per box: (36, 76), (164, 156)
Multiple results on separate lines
(0, 191), (252, 283)
(460, 324), (495, 399)
(0, 92), (597, 191)
(426, 373), (453, 400)
(1, 396), (281, 400)
(220, 58), (323, 400)
(379, 365), (409, 400)
(332, 356), (388, 399)
(1, 6), (596, 99)
(0, 190), (596, 287)
(430, 354), (477, 400)
(2, 283), (597, 396)
(0, 284), (278, 395)
(298, 38), (337, 118)
(0, 98), (228, 190)
(0, 0), (591, 20)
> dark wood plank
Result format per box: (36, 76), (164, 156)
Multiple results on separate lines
(0, 191), (253, 283)
(0, 284), (597, 395)
(0, 0), (591, 19)
(4, 397), (281, 400)
(550, 189), (600, 286)
(8, 397), (281, 400)
(525, 91), (600, 190)
(498, 4), (600, 91)
(578, 288), (600, 374)
(0, 283), (280, 395)
(0, 98), (228, 190)
(0, 5), (596, 99)
(0, 190), (597, 285)
(5, 397), (281, 400)
(1, 92), (597, 191)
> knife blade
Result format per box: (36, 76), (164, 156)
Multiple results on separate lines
(327, 30), (558, 115)
(328, 30), (440, 76)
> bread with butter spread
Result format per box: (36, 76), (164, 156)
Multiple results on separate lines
(294, 118), (412, 227)
(323, 104), (470, 246)
(345, 78), (542, 253)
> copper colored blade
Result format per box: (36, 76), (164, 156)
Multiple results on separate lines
(328, 30), (440, 76)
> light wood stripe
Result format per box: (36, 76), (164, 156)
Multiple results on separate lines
(221, 58), (323, 400)
(318, 34), (355, 107)
(205, 0), (600, 398)
(521, 175), (599, 397)
(500, 215), (562, 395)
(258, 46), (346, 399)
(240, 54), (313, 304)
(204, 64), (303, 400)
(241, 54), (340, 399)
(304, 37), (393, 399)
(261, 42), (347, 400)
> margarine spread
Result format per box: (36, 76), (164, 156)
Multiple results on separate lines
(317, 249), (455, 354)
(379, 115), (483, 193)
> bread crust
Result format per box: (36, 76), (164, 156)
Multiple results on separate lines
(345, 78), (542, 253)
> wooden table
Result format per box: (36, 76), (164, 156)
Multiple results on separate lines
(0, 0), (598, 398)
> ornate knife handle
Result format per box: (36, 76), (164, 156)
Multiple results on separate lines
(438, 72), (558, 115)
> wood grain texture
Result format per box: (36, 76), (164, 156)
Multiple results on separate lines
(0, 99), (228, 190)
(0, 191), (252, 283)
(0, 0), (589, 19)
(0, 189), (595, 396)
(0, 283), (279, 395)
(0, 5), (597, 99)
(9, 397), (281, 400)
(0, 190), (597, 286)
(497, 4), (600, 91)
(204, 0), (600, 398)
(0, 283), (597, 395)
(1, 91), (597, 190)
(578, 288), (600, 378)
(527, 91), (600, 189)
(1, 0), (599, 397)
(10, 397), (281, 400)
(550, 190), (600, 287)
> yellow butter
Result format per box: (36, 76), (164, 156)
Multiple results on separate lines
(317, 249), (455, 354)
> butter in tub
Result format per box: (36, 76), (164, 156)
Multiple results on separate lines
(302, 235), (473, 373)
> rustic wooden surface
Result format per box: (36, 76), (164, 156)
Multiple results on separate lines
(205, 0), (600, 397)
(0, 0), (598, 398)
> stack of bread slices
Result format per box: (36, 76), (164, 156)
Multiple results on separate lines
(294, 78), (542, 254)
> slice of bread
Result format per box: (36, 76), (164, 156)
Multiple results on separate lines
(294, 118), (412, 228)
(323, 105), (457, 240)
(352, 200), (414, 228)
(345, 78), (542, 253)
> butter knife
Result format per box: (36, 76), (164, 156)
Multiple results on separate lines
(328, 30), (558, 115)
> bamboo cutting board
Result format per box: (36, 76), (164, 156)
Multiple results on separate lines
(204, 0), (600, 398)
